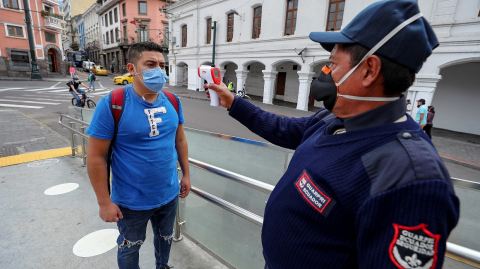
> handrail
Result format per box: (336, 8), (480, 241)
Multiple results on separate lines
(189, 158), (275, 194)
(58, 113), (89, 165)
(190, 186), (264, 226)
(447, 242), (480, 266)
(58, 114), (90, 139)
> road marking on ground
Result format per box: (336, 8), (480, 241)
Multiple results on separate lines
(0, 147), (71, 167)
(50, 82), (62, 88)
(23, 87), (64, 92)
(73, 229), (119, 257)
(0, 98), (60, 105)
(0, 88), (25, 92)
(28, 158), (59, 167)
(0, 103), (43, 109)
(44, 183), (79, 195)
(5, 96), (67, 102)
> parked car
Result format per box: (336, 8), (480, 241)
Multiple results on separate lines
(82, 61), (95, 72)
(92, 65), (108, 76)
(114, 73), (134, 85)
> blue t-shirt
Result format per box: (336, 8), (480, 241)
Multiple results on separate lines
(415, 104), (428, 124)
(86, 84), (185, 210)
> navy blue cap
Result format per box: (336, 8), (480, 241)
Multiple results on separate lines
(309, 0), (439, 73)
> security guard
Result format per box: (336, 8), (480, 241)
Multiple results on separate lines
(205, 0), (459, 268)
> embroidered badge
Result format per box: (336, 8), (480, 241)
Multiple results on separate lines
(389, 223), (440, 269)
(295, 170), (336, 217)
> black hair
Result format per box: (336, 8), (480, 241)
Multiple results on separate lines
(419, 99), (426, 104)
(127, 42), (164, 65)
(429, 106), (435, 114)
(341, 44), (416, 96)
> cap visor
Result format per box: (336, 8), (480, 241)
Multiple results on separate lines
(309, 31), (355, 52)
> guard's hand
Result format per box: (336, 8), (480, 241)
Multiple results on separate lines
(179, 176), (191, 198)
(204, 82), (235, 109)
(99, 201), (123, 222)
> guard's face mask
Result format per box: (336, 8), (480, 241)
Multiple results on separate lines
(310, 12), (424, 111)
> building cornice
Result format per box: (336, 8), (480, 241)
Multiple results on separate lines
(97, 0), (120, 15)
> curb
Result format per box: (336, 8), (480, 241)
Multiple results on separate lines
(440, 155), (480, 172)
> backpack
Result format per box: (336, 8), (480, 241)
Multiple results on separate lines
(105, 88), (180, 194)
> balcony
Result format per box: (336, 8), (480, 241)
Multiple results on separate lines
(42, 0), (59, 6)
(44, 16), (62, 30)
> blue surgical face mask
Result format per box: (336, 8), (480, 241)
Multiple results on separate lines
(133, 66), (169, 92)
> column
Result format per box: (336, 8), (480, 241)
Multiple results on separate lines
(296, 71), (315, 111)
(262, 70), (278, 105)
(219, 69), (226, 84)
(407, 74), (442, 117)
(235, 70), (249, 93)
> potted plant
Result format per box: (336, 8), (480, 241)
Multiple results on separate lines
(41, 10), (50, 17)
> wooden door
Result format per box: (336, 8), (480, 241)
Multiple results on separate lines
(276, 72), (286, 95)
(48, 49), (57, 72)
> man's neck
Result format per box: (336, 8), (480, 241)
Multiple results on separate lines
(132, 81), (159, 103)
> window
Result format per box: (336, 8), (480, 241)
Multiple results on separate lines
(122, 3), (126, 16)
(252, 6), (262, 39)
(114, 8), (118, 22)
(110, 29), (114, 43)
(326, 0), (344, 31)
(3, 0), (19, 9)
(138, 1), (147, 15)
(138, 25), (148, 42)
(11, 51), (29, 67)
(7, 25), (23, 37)
(45, 31), (56, 43)
(123, 25), (127, 40)
(227, 13), (234, 42)
(115, 27), (119, 41)
(181, 25), (187, 47)
(106, 32), (109, 44)
(206, 18), (212, 44)
(44, 5), (52, 14)
(109, 11), (113, 25)
(284, 0), (298, 35)
(105, 15), (108, 27)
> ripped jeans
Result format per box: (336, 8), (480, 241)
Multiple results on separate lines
(116, 196), (178, 269)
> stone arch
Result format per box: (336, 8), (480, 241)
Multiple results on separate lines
(436, 56), (480, 75)
(44, 44), (63, 75)
(242, 59), (266, 70)
(271, 58), (302, 69)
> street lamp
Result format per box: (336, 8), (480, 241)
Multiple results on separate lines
(22, 0), (42, 79)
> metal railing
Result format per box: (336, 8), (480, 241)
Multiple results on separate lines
(58, 114), (90, 166)
(58, 118), (480, 267)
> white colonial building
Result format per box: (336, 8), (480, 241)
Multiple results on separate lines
(83, 3), (101, 62)
(167, 0), (480, 135)
(97, 0), (122, 71)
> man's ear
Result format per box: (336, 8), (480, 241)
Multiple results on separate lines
(362, 55), (382, 88)
(126, 63), (135, 74)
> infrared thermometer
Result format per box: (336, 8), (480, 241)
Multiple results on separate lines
(198, 65), (222, 106)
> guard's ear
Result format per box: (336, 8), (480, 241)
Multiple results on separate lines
(361, 55), (382, 88)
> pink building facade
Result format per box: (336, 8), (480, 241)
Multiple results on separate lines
(0, 0), (65, 77)
(97, 0), (170, 73)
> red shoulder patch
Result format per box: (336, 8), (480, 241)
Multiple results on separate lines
(389, 223), (440, 269)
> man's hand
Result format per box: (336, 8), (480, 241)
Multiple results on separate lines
(204, 82), (235, 109)
(99, 201), (123, 222)
(179, 176), (191, 198)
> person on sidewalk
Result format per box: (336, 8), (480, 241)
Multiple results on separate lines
(206, 1), (458, 268)
(406, 99), (412, 113)
(69, 64), (75, 78)
(68, 75), (91, 107)
(416, 99), (428, 128)
(227, 79), (235, 93)
(424, 106), (435, 139)
(88, 70), (96, 91)
(86, 42), (190, 269)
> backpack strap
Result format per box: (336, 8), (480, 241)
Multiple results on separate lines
(106, 88), (125, 194)
(162, 89), (179, 115)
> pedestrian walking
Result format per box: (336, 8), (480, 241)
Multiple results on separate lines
(406, 99), (412, 113)
(415, 99), (428, 128)
(206, 1), (458, 268)
(88, 70), (96, 91)
(424, 106), (435, 139)
(111, 64), (115, 74)
(86, 42), (190, 269)
(69, 65), (75, 78)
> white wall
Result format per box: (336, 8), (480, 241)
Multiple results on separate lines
(245, 62), (265, 97)
(432, 62), (480, 135)
(275, 62), (300, 102)
(99, 4), (120, 50)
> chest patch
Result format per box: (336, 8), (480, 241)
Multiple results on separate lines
(294, 170), (336, 217)
(389, 223), (440, 269)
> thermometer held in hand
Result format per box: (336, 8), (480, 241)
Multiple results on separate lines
(198, 65), (222, 106)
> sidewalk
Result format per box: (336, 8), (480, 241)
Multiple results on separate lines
(164, 85), (480, 172)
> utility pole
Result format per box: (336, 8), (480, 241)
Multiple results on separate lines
(22, 0), (42, 79)
(212, 21), (217, 67)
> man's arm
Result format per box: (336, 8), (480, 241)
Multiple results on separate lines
(86, 136), (123, 222)
(80, 83), (91, 91)
(175, 124), (191, 198)
(419, 113), (424, 124)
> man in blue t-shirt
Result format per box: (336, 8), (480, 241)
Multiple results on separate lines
(86, 42), (190, 269)
(415, 98), (428, 127)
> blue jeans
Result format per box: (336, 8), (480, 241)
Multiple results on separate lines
(70, 88), (86, 107)
(117, 197), (178, 269)
(88, 80), (95, 90)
